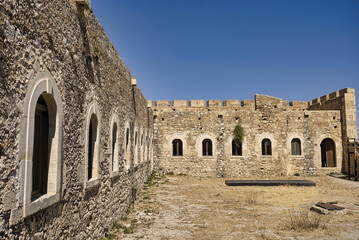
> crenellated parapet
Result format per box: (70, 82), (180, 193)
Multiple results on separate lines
(150, 95), (309, 112)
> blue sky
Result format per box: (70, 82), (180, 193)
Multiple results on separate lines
(92, 0), (359, 135)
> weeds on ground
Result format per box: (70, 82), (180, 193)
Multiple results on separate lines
(145, 170), (158, 186)
(167, 171), (174, 176)
(245, 190), (259, 204)
(286, 210), (329, 230)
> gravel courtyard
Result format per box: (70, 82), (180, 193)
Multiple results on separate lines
(106, 174), (359, 240)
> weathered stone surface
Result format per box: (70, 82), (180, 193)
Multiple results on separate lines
(151, 89), (355, 177)
(0, 0), (153, 238)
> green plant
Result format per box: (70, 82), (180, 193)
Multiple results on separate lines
(294, 173), (300, 176)
(123, 225), (134, 234)
(112, 222), (123, 230)
(167, 171), (174, 176)
(233, 124), (245, 147)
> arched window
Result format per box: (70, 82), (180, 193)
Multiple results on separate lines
(14, 72), (63, 223)
(291, 138), (301, 155)
(125, 127), (130, 167)
(202, 139), (213, 156)
(232, 140), (242, 156)
(32, 94), (50, 199)
(111, 122), (118, 172)
(140, 134), (144, 163)
(88, 114), (98, 180)
(134, 131), (138, 165)
(262, 138), (272, 156)
(321, 138), (336, 167)
(172, 139), (183, 156)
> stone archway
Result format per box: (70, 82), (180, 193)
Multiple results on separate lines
(321, 138), (336, 167)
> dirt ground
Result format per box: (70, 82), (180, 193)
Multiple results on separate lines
(105, 174), (359, 240)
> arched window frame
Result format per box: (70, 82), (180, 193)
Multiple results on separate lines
(291, 138), (301, 156)
(262, 138), (272, 156)
(84, 102), (101, 188)
(12, 72), (63, 224)
(172, 139), (183, 156)
(110, 114), (120, 175)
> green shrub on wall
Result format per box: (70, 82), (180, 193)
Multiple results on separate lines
(233, 124), (245, 147)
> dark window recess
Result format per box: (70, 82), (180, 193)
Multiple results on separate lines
(232, 140), (242, 156)
(304, 114), (309, 118)
(88, 114), (98, 180)
(112, 123), (117, 170)
(173, 109), (176, 111)
(198, 117), (201, 120)
(218, 115), (223, 119)
(162, 118), (164, 121)
(135, 132), (137, 145)
(261, 138), (272, 156)
(153, 115), (157, 120)
(126, 128), (130, 148)
(202, 139), (213, 156)
(235, 117), (239, 120)
(291, 138), (301, 155)
(298, 117), (301, 120)
(334, 126), (337, 129)
(32, 95), (49, 200)
(333, 116), (336, 119)
(172, 139), (183, 156)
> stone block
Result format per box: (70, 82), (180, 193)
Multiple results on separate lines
(320, 95), (329, 102)
(189, 100), (205, 107)
(147, 100), (153, 107)
(207, 100), (222, 107)
(289, 101), (308, 108)
(76, 0), (91, 9)
(172, 100), (187, 107)
(241, 100), (255, 107)
(329, 91), (339, 99)
(339, 88), (355, 96)
(131, 78), (137, 86)
(223, 100), (241, 106)
(155, 100), (171, 107)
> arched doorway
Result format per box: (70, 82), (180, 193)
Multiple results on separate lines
(320, 138), (336, 167)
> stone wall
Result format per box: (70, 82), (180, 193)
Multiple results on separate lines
(308, 88), (358, 174)
(151, 90), (353, 177)
(0, 0), (153, 239)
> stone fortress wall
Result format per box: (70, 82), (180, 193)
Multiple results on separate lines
(0, 0), (358, 239)
(0, 0), (153, 239)
(150, 88), (357, 178)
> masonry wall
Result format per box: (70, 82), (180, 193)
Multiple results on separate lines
(0, 0), (153, 239)
(151, 92), (348, 178)
(308, 88), (358, 174)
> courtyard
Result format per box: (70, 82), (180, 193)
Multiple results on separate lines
(105, 173), (359, 240)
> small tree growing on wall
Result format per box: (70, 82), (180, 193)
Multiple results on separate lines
(233, 124), (245, 147)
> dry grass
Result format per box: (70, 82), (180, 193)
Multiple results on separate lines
(245, 190), (260, 204)
(108, 175), (359, 240)
(286, 210), (329, 230)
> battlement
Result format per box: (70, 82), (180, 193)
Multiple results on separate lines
(308, 88), (355, 107)
(150, 95), (308, 111)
